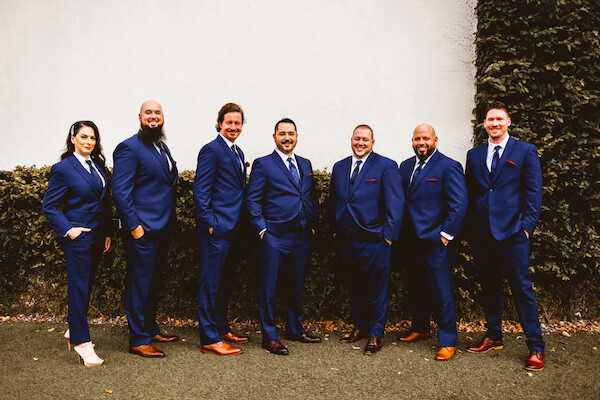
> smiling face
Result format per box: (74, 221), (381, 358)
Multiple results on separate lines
(412, 124), (437, 161)
(219, 112), (243, 142)
(71, 126), (96, 157)
(351, 126), (374, 159)
(139, 100), (164, 130)
(273, 122), (297, 155)
(484, 108), (511, 144)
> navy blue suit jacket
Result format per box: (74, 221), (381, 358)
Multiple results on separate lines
(399, 151), (468, 244)
(328, 152), (404, 242)
(193, 135), (247, 240)
(465, 137), (542, 241)
(245, 151), (317, 237)
(43, 154), (112, 239)
(112, 132), (178, 239)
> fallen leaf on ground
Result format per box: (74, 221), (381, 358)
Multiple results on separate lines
(47, 328), (55, 332)
(527, 372), (533, 377)
(593, 347), (597, 351)
(330, 367), (339, 371)
(424, 358), (430, 361)
(562, 331), (571, 337)
(34, 330), (40, 333)
(105, 389), (113, 394)
(352, 346), (360, 350)
(33, 357), (39, 361)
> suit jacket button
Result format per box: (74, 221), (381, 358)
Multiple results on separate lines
(489, 188), (493, 191)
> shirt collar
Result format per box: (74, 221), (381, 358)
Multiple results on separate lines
(352, 151), (371, 166)
(275, 148), (295, 164)
(73, 152), (91, 164)
(416, 149), (437, 166)
(488, 134), (510, 151)
(219, 133), (235, 149)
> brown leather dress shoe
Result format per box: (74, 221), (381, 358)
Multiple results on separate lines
(151, 333), (179, 343)
(201, 341), (243, 356)
(524, 350), (545, 371)
(284, 332), (322, 343)
(339, 329), (367, 344)
(129, 344), (165, 358)
(364, 335), (382, 355)
(435, 346), (456, 361)
(398, 332), (432, 343)
(262, 340), (289, 355)
(466, 337), (504, 353)
(221, 332), (250, 344)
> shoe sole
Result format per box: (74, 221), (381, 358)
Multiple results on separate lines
(465, 345), (503, 354)
(524, 365), (544, 371)
(201, 349), (243, 356)
(398, 335), (432, 343)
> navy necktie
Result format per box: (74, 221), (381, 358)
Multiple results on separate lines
(86, 160), (103, 187)
(159, 143), (172, 172)
(350, 160), (362, 185)
(232, 145), (243, 172)
(287, 157), (300, 184)
(410, 160), (424, 189)
(491, 145), (500, 175)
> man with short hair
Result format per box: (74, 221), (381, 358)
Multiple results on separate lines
(465, 101), (545, 371)
(245, 118), (321, 356)
(328, 125), (404, 355)
(193, 103), (249, 356)
(113, 100), (179, 357)
(398, 124), (468, 361)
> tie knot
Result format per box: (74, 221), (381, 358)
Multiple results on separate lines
(86, 160), (93, 167)
(287, 157), (293, 164)
(494, 145), (501, 153)
(356, 160), (362, 167)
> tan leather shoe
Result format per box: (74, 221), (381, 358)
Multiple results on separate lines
(466, 337), (503, 353)
(435, 346), (456, 361)
(398, 332), (432, 343)
(201, 341), (243, 356)
(524, 350), (544, 371)
(129, 344), (165, 358)
(221, 332), (250, 344)
(151, 333), (179, 343)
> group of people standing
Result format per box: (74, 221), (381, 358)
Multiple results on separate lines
(42, 100), (545, 372)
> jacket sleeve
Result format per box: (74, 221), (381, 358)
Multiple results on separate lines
(327, 167), (337, 233)
(245, 158), (267, 234)
(42, 164), (73, 237)
(382, 161), (404, 241)
(441, 161), (468, 237)
(112, 142), (141, 231)
(193, 144), (217, 230)
(521, 144), (543, 234)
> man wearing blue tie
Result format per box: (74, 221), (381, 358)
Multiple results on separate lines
(465, 101), (545, 371)
(398, 124), (468, 361)
(328, 125), (404, 355)
(113, 100), (179, 358)
(194, 103), (249, 356)
(246, 118), (321, 355)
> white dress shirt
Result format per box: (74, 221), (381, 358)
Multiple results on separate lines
(486, 134), (510, 172)
(73, 152), (105, 187)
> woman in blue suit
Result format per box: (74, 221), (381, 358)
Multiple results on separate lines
(43, 121), (113, 367)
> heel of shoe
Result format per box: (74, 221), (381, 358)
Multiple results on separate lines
(64, 329), (71, 351)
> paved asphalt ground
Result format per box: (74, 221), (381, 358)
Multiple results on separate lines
(1, 322), (599, 399)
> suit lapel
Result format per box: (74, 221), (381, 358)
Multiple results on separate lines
(410, 151), (438, 194)
(491, 137), (515, 184)
(217, 135), (244, 186)
(477, 144), (491, 185)
(272, 151), (300, 190)
(238, 146), (247, 188)
(68, 155), (102, 196)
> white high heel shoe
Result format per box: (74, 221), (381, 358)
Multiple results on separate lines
(64, 329), (71, 351)
(74, 342), (104, 367)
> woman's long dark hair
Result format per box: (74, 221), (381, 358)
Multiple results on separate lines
(60, 121), (108, 174)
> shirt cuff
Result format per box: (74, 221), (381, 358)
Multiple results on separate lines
(259, 228), (266, 236)
(441, 231), (454, 241)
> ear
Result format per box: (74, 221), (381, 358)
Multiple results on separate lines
(507, 117), (512, 127)
(138, 113), (142, 123)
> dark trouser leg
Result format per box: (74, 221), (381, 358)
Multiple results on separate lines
(281, 231), (311, 336)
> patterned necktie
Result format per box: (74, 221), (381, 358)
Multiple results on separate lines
(350, 160), (362, 185)
(287, 157), (300, 184)
(410, 160), (424, 189)
(232, 145), (243, 172)
(159, 143), (172, 172)
(491, 145), (500, 175)
(85, 160), (103, 187)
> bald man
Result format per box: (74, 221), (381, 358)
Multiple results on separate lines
(113, 100), (179, 357)
(397, 124), (468, 361)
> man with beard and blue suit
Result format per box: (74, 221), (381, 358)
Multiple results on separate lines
(397, 124), (467, 361)
(329, 124), (404, 356)
(465, 101), (545, 371)
(113, 100), (179, 357)
(193, 103), (249, 356)
(245, 118), (321, 355)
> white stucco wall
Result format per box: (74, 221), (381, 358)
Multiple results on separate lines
(0, 0), (477, 171)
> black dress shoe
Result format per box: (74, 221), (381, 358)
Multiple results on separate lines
(284, 332), (322, 343)
(364, 335), (382, 355)
(262, 340), (289, 355)
(339, 329), (367, 344)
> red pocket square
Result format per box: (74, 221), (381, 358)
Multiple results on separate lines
(426, 178), (439, 182)
(366, 179), (377, 182)
(309, 173), (313, 176)
(506, 160), (517, 167)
